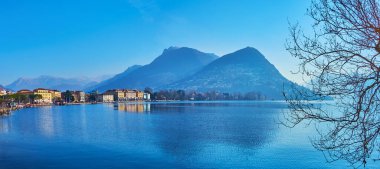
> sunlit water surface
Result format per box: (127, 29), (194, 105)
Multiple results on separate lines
(0, 101), (377, 168)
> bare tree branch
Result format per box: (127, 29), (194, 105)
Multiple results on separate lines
(284, 0), (380, 167)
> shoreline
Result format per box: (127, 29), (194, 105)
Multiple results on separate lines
(2, 99), (323, 116)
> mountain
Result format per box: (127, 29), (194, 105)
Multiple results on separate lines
(6, 75), (110, 91)
(167, 47), (304, 99)
(90, 47), (218, 92)
(85, 65), (142, 92)
(0, 85), (6, 91)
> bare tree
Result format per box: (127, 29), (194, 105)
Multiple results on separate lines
(284, 0), (380, 167)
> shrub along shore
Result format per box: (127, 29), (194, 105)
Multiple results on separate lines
(0, 103), (53, 116)
(0, 107), (15, 116)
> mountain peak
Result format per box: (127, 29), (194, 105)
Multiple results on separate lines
(164, 46), (180, 51)
(209, 47), (269, 66)
(244, 46), (257, 50)
(90, 47), (218, 92)
(234, 47), (262, 56)
(152, 47), (218, 65)
(162, 46), (198, 54)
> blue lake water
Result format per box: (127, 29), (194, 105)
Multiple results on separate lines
(0, 101), (377, 168)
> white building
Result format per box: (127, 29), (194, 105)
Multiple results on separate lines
(0, 89), (6, 96)
(97, 94), (114, 103)
(143, 93), (150, 100)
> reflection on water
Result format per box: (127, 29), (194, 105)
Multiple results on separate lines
(37, 106), (55, 137)
(115, 103), (151, 113)
(0, 101), (370, 169)
(0, 117), (10, 134)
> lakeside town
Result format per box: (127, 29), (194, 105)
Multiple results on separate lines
(0, 88), (151, 115)
(0, 86), (271, 115)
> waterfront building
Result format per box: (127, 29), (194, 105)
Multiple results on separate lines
(17, 89), (33, 95)
(61, 91), (85, 103)
(96, 94), (114, 102)
(72, 91), (85, 102)
(33, 88), (53, 103)
(50, 90), (62, 99)
(136, 91), (144, 100)
(16, 89), (34, 103)
(143, 93), (151, 100)
(0, 88), (7, 96)
(125, 90), (137, 100)
(105, 89), (126, 102)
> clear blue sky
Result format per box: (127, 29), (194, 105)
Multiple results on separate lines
(0, 0), (312, 85)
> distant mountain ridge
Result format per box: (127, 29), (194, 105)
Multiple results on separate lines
(6, 75), (111, 91)
(89, 47), (218, 92)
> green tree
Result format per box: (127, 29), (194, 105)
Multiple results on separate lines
(29, 94), (42, 103)
(144, 87), (153, 94)
(63, 90), (74, 103)
(176, 90), (186, 100)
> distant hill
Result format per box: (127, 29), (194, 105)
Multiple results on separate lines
(6, 75), (111, 91)
(90, 47), (218, 92)
(167, 47), (305, 99)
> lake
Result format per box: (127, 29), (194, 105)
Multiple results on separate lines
(0, 101), (376, 168)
